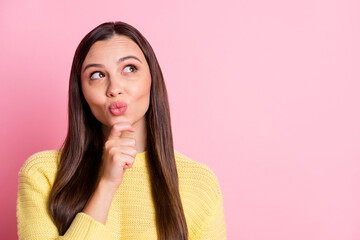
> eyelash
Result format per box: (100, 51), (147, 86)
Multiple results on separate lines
(124, 65), (138, 73)
(89, 65), (138, 80)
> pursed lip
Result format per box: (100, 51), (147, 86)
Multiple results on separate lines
(109, 101), (127, 116)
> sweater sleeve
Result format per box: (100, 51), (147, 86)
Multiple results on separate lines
(17, 152), (108, 240)
(195, 192), (227, 240)
(175, 151), (227, 240)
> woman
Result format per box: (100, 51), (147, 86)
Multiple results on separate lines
(17, 21), (226, 240)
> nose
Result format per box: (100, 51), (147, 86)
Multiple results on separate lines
(106, 76), (124, 97)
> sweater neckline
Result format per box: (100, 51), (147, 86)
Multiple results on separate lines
(132, 151), (147, 168)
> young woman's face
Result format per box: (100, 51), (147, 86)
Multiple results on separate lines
(81, 35), (151, 133)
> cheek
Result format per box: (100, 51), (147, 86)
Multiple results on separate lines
(131, 73), (151, 98)
(131, 78), (151, 110)
(138, 78), (151, 103)
(81, 86), (108, 123)
(82, 84), (101, 106)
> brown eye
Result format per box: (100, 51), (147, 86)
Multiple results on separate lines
(90, 72), (105, 80)
(123, 65), (137, 73)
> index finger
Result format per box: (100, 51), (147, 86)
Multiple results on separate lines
(108, 122), (136, 140)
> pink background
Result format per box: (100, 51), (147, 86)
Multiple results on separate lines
(1, 0), (360, 239)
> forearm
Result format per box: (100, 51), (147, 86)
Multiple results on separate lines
(82, 179), (118, 224)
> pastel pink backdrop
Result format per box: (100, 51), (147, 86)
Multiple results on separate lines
(1, 0), (359, 239)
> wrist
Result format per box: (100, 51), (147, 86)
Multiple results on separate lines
(97, 178), (120, 195)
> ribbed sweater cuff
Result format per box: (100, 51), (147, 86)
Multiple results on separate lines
(63, 212), (107, 239)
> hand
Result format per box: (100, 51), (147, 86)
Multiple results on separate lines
(101, 122), (137, 189)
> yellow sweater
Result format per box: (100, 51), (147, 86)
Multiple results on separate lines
(17, 150), (227, 239)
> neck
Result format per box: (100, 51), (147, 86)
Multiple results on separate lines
(102, 117), (147, 153)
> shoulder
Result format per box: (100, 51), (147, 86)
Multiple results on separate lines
(174, 150), (225, 236)
(174, 150), (222, 200)
(19, 150), (60, 184)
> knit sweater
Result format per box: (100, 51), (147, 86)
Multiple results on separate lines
(17, 150), (227, 239)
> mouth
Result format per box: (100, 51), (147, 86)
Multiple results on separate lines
(109, 101), (127, 116)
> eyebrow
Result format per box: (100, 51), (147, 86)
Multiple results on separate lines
(82, 56), (142, 73)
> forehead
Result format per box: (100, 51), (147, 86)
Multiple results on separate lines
(83, 35), (146, 64)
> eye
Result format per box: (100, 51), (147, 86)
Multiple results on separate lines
(90, 71), (105, 80)
(123, 65), (137, 73)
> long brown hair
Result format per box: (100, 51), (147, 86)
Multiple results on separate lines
(48, 21), (188, 239)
